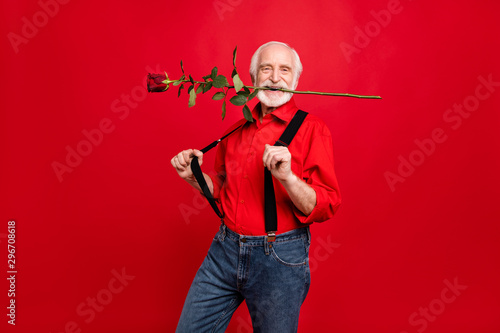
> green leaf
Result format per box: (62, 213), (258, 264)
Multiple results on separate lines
(180, 60), (184, 74)
(231, 68), (237, 78)
(243, 86), (250, 94)
(242, 104), (253, 122)
(212, 91), (225, 100)
(196, 84), (204, 94)
(222, 100), (227, 120)
(188, 88), (197, 108)
(211, 67), (218, 80)
(173, 80), (182, 86)
(203, 81), (213, 93)
(202, 74), (211, 81)
(233, 73), (244, 92)
(212, 75), (229, 88)
(229, 94), (247, 106)
(248, 88), (259, 101)
(237, 90), (249, 97)
(187, 85), (194, 94)
(189, 74), (194, 84)
(233, 46), (237, 67)
(178, 84), (184, 97)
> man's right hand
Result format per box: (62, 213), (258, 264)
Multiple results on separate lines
(171, 149), (204, 182)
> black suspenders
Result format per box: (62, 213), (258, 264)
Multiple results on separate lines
(264, 110), (308, 240)
(190, 110), (308, 240)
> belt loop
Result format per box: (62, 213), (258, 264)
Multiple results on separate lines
(220, 222), (226, 241)
(264, 231), (275, 255)
(306, 227), (311, 244)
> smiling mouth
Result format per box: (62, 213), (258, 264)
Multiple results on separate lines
(266, 86), (281, 91)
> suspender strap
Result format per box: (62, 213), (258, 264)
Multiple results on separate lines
(190, 124), (244, 219)
(264, 110), (308, 240)
(199, 125), (243, 154)
(274, 110), (308, 148)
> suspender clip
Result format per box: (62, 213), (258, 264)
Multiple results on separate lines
(266, 231), (276, 242)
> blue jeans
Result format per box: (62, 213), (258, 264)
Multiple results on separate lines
(176, 224), (311, 333)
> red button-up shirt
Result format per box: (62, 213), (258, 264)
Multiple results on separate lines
(210, 98), (341, 236)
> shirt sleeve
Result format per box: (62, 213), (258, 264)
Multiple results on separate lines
(293, 122), (341, 223)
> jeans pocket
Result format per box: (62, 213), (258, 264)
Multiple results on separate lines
(271, 237), (308, 267)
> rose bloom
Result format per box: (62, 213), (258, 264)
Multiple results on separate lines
(147, 73), (168, 92)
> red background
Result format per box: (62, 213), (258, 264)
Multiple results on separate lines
(1, 0), (499, 332)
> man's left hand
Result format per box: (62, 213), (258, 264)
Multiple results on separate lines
(263, 144), (294, 182)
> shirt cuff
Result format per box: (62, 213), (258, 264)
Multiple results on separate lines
(293, 185), (341, 224)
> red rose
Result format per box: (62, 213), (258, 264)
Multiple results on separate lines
(147, 73), (168, 92)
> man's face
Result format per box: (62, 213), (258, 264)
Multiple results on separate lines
(255, 44), (296, 108)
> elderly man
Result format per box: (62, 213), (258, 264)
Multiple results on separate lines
(172, 41), (341, 332)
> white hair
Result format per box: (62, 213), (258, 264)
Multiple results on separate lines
(249, 41), (303, 89)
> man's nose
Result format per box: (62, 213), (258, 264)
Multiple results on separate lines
(270, 70), (280, 83)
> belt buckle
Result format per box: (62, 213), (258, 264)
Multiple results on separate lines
(266, 231), (276, 242)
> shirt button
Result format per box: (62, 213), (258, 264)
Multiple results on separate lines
(240, 200), (245, 204)
(243, 175), (248, 179)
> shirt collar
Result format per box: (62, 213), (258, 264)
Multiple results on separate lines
(251, 97), (298, 124)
